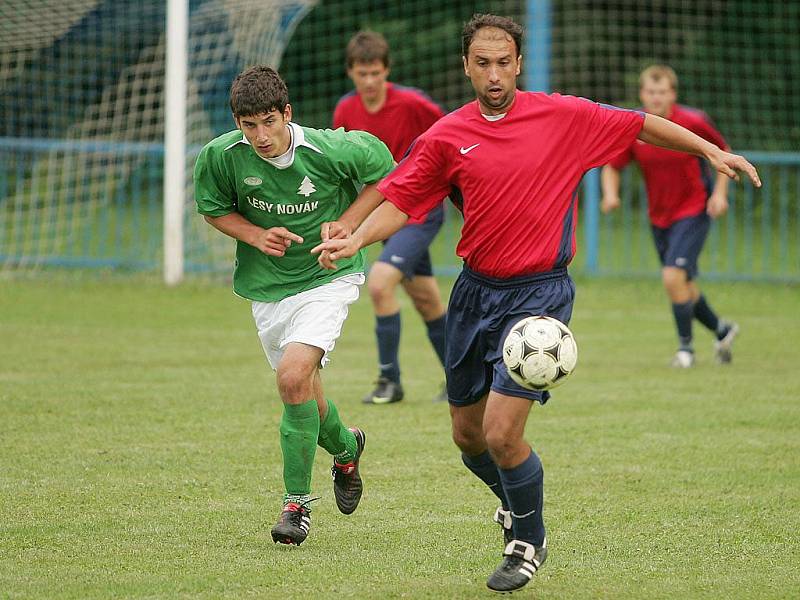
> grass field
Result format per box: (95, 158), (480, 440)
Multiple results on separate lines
(2, 275), (799, 599)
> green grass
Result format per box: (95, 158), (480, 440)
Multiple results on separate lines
(1, 276), (799, 599)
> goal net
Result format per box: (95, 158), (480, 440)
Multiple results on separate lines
(1, 1), (796, 281)
(0, 0), (316, 273)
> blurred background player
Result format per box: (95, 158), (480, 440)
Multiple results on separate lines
(601, 65), (739, 368)
(333, 30), (448, 404)
(194, 66), (395, 545)
(313, 14), (759, 592)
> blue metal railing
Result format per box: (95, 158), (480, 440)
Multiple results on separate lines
(1, 137), (798, 283)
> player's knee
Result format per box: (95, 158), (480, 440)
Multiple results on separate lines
(484, 427), (518, 462)
(276, 364), (313, 402)
(367, 278), (392, 305)
(451, 422), (484, 454)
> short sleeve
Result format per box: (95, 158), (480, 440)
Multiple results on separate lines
(330, 129), (395, 185)
(193, 144), (236, 217)
(377, 134), (450, 220)
(415, 96), (445, 131)
(571, 97), (645, 170)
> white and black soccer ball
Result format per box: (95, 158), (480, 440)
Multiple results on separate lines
(502, 316), (578, 391)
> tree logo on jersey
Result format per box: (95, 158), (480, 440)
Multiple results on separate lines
(297, 176), (316, 197)
(243, 176), (262, 186)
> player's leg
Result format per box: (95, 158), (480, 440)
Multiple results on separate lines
(686, 277), (739, 365)
(446, 270), (511, 516)
(450, 396), (511, 512)
(397, 206), (448, 401)
(363, 252), (405, 404)
(313, 369), (366, 515)
(401, 270), (447, 402)
(478, 269), (573, 592)
(662, 265), (695, 366)
(482, 390), (548, 593)
(655, 219), (699, 367)
(283, 275), (366, 514)
(254, 276), (366, 544)
(271, 341), (324, 545)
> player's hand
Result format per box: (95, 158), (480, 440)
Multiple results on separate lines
(706, 192), (729, 219)
(706, 149), (761, 188)
(601, 195), (621, 214)
(251, 227), (303, 257)
(320, 220), (351, 242)
(310, 238), (360, 270)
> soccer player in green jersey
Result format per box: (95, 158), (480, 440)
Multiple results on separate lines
(193, 65), (395, 546)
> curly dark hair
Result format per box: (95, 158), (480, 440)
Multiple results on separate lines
(229, 65), (289, 117)
(462, 14), (523, 58)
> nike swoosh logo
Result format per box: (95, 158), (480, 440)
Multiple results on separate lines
(460, 143), (480, 155)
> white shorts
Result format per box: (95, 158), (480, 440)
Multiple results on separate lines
(251, 273), (364, 370)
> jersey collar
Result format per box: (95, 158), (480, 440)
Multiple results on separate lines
(225, 122), (323, 168)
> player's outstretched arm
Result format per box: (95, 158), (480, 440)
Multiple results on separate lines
(312, 201), (409, 270)
(320, 183), (385, 242)
(639, 114), (761, 187)
(204, 213), (302, 257)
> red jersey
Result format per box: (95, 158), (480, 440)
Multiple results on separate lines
(377, 91), (644, 278)
(333, 82), (443, 161)
(608, 104), (728, 228)
(334, 82), (443, 225)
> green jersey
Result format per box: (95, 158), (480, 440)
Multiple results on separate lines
(194, 123), (394, 302)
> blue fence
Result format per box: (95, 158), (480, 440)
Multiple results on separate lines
(1, 136), (798, 283)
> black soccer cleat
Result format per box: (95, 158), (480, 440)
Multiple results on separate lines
(487, 539), (548, 593)
(362, 377), (404, 404)
(493, 507), (514, 546)
(271, 500), (313, 546)
(331, 428), (366, 514)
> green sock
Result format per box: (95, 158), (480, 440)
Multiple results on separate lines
(317, 398), (357, 463)
(279, 400), (320, 495)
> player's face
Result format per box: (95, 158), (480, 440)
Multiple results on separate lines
(235, 105), (292, 159)
(347, 60), (390, 105)
(639, 78), (677, 117)
(463, 26), (521, 115)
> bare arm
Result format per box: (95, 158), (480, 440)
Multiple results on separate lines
(706, 171), (731, 218)
(639, 113), (761, 187)
(320, 182), (386, 241)
(312, 200), (410, 270)
(600, 165), (622, 213)
(204, 212), (303, 257)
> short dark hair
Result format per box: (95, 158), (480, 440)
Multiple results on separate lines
(229, 65), (289, 117)
(345, 30), (390, 69)
(462, 14), (523, 58)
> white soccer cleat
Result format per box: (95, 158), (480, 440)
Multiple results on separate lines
(671, 349), (695, 368)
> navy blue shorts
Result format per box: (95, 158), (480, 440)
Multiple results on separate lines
(377, 204), (444, 279)
(651, 213), (710, 280)
(445, 266), (575, 406)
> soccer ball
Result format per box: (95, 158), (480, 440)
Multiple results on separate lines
(502, 316), (578, 391)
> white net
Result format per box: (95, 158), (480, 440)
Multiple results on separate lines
(0, 0), (315, 272)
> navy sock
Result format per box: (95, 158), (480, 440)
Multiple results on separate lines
(375, 312), (401, 382)
(462, 451), (509, 510)
(498, 451), (545, 546)
(671, 301), (694, 350)
(425, 314), (447, 368)
(693, 294), (720, 334)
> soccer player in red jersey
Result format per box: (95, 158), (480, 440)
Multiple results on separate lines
(601, 65), (739, 368)
(333, 31), (448, 405)
(312, 15), (760, 592)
